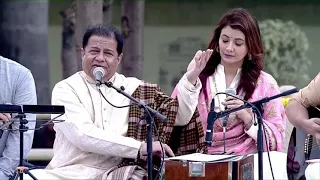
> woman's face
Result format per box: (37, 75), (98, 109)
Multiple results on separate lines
(218, 25), (248, 67)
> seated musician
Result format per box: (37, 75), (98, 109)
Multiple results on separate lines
(0, 56), (37, 179)
(171, 8), (287, 180)
(172, 8), (286, 155)
(26, 24), (205, 180)
(286, 73), (320, 180)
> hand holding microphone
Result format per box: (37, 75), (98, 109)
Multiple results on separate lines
(222, 90), (253, 125)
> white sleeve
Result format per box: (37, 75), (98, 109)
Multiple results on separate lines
(174, 74), (202, 126)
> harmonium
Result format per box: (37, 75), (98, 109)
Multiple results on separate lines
(164, 153), (254, 180)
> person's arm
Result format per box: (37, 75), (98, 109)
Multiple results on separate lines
(172, 50), (212, 126)
(174, 73), (202, 126)
(286, 73), (320, 134)
(0, 70), (37, 178)
(286, 99), (309, 132)
(52, 82), (143, 159)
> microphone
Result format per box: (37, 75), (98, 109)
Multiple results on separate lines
(205, 98), (217, 147)
(223, 88), (236, 127)
(93, 67), (105, 86)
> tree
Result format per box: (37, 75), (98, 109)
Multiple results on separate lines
(60, 1), (77, 79)
(0, 0), (50, 105)
(75, 0), (103, 71)
(0, 0), (52, 155)
(260, 19), (311, 88)
(103, 0), (113, 25)
(120, 0), (145, 79)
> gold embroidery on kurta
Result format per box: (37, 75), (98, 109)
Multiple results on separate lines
(265, 105), (277, 119)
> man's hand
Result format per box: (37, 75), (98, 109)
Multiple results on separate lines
(304, 118), (320, 145)
(140, 141), (174, 157)
(0, 113), (11, 125)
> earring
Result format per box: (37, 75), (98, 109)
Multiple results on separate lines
(248, 53), (252, 60)
(216, 47), (219, 52)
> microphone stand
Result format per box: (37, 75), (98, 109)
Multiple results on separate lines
(213, 88), (298, 180)
(102, 81), (167, 180)
(13, 113), (38, 180)
(0, 104), (65, 180)
(0, 106), (37, 180)
(222, 116), (227, 154)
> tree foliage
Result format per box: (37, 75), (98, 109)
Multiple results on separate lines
(260, 19), (311, 87)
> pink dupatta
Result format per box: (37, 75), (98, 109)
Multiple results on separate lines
(172, 71), (286, 155)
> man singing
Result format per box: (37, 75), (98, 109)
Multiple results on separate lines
(27, 24), (208, 179)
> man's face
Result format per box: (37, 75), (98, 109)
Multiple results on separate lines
(81, 35), (122, 81)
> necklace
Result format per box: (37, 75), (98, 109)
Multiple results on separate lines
(211, 73), (237, 130)
(212, 75), (222, 111)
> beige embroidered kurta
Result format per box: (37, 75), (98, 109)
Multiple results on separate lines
(293, 72), (320, 108)
(292, 72), (320, 180)
(27, 71), (201, 179)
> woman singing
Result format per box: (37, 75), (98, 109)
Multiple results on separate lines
(172, 8), (286, 155)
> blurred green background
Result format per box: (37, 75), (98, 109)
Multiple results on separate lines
(48, 0), (320, 94)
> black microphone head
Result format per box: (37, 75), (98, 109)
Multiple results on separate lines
(93, 67), (105, 85)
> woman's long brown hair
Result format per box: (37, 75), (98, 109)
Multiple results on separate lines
(200, 8), (264, 101)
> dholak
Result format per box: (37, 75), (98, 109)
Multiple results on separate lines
(164, 154), (254, 180)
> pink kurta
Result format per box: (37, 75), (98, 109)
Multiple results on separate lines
(172, 70), (286, 155)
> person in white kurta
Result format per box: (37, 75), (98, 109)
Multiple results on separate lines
(25, 24), (211, 180)
(27, 72), (199, 179)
